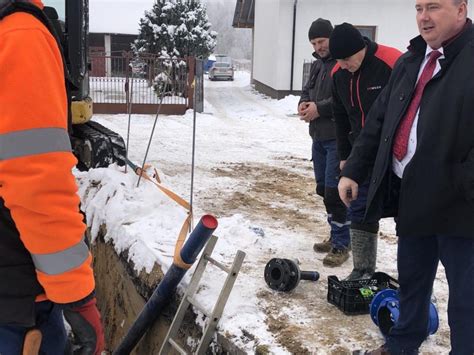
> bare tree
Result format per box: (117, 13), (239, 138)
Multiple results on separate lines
(204, 0), (252, 60)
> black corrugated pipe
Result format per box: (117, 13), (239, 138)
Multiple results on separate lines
(290, 0), (298, 92)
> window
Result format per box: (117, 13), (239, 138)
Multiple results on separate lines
(355, 26), (377, 41)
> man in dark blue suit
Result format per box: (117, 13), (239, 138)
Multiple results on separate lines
(339, 0), (474, 353)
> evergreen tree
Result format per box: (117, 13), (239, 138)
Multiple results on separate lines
(132, 0), (216, 96)
(133, 0), (217, 60)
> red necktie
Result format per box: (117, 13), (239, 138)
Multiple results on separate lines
(393, 50), (442, 161)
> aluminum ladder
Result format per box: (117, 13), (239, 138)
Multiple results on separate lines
(159, 235), (246, 354)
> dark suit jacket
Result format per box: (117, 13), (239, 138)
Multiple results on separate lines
(342, 22), (474, 237)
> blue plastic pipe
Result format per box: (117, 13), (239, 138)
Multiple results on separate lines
(113, 215), (218, 355)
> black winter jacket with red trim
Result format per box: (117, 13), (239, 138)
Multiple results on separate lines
(331, 39), (402, 160)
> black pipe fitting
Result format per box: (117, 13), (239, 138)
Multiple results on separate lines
(264, 258), (319, 292)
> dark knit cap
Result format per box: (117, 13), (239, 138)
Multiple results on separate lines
(308, 18), (333, 40)
(329, 22), (366, 59)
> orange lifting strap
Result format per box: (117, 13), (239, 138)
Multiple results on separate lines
(132, 165), (194, 270)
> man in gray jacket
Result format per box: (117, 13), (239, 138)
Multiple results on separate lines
(298, 18), (350, 266)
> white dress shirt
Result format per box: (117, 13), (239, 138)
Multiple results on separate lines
(392, 47), (444, 178)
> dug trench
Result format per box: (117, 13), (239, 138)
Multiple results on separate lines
(90, 157), (326, 353)
(91, 223), (245, 354)
(90, 157), (396, 353)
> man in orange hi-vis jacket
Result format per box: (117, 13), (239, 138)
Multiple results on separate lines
(0, 0), (105, 353)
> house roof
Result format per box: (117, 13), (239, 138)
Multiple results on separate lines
(232, 0), (254, 28)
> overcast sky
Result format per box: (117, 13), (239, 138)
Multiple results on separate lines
(89, 0), (154, 34)
(88, 0), (225, 34)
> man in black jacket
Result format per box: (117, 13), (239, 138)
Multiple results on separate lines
(330, 23), (402, 280)
(339, 0), (474, 353)
(298, 18), (350, 267)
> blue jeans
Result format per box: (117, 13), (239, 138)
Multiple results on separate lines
(348, 178), (379, 233)
(312, 139), (350, 249)
(0, 301), (67, 354)
(387, 235), (474, 355)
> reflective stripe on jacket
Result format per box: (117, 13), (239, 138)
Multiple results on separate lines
(0, 3), (95, 324)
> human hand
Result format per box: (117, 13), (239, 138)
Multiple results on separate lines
(339, 160), (347, 170)
(299, 102), (319, 122)
(63, 297), (105, 355)
(338, 176), (358, 207)
(297, 102), (309, 115)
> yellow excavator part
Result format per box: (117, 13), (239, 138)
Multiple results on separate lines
(71, 97), (93, 124)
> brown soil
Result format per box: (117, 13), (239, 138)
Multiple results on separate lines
(193, 159), (360, 353)
(192, 158), (394, 353)
(207, 159), (327, 235)
(91, 225), (202, 354)
(91, 154), (446, 354)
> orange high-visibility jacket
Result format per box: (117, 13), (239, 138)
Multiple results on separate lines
(0, 0), (95, 325)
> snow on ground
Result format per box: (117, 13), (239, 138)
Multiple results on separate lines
(76, 71), (451, 354)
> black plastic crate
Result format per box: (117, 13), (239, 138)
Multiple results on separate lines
(327, 272), (399, 315)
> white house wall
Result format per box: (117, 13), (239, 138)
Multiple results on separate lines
(254, 0), (294, 92)
(254, 0), (474, 94)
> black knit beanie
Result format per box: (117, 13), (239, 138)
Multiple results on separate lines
(329, 22), (366, 59)
(308, 18), (333, 40)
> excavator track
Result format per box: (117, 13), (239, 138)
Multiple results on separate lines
(71, 121), (127, 171)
